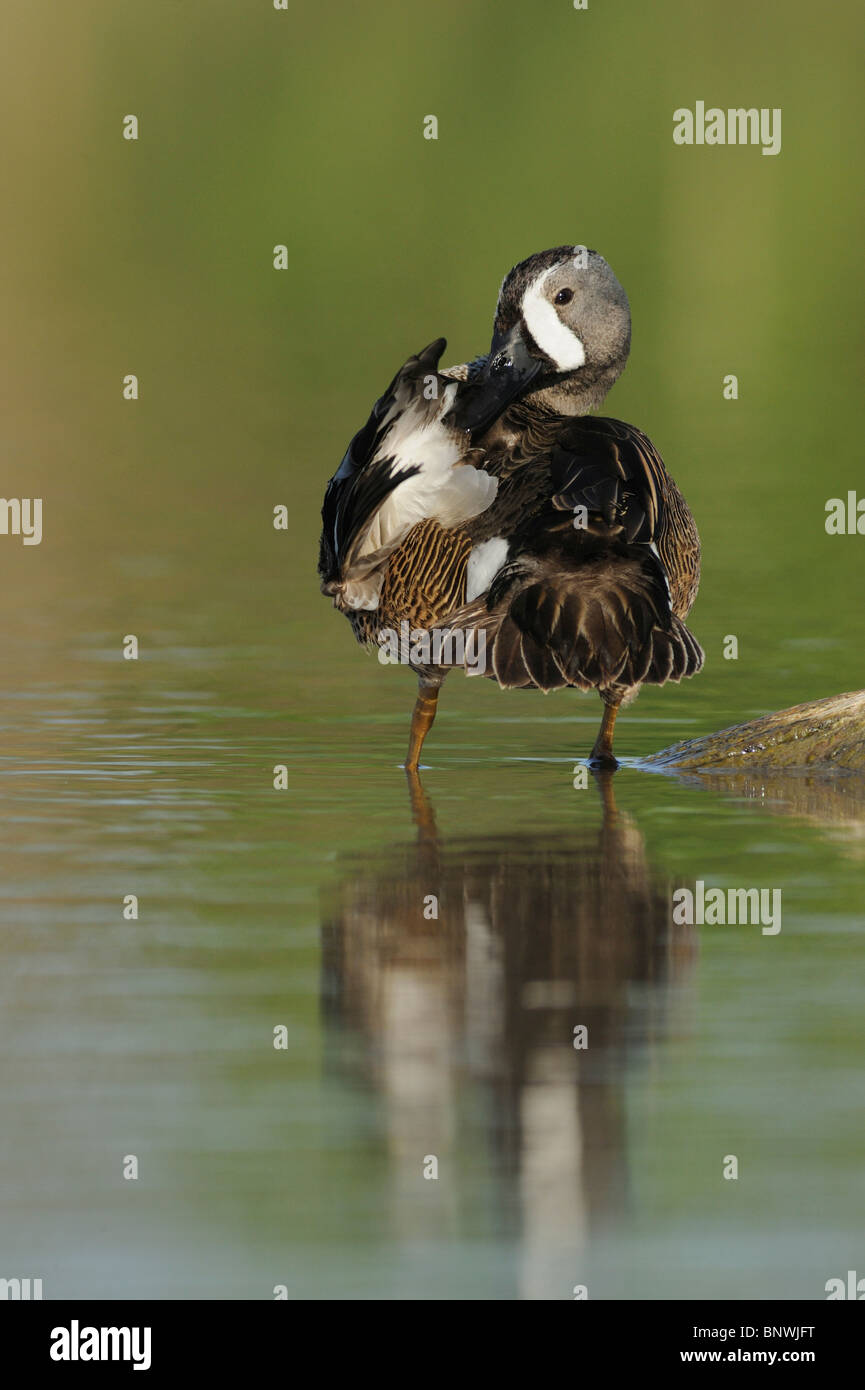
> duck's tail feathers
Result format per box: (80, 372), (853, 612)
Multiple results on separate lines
(445, 546), (703, 694)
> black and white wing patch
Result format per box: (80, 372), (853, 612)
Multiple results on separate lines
(318, 339), (497, 611)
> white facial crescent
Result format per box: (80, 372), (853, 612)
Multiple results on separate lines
(520, 266), (586, 371)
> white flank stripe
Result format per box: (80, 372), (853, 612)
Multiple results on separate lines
(466, 537), (509, 601)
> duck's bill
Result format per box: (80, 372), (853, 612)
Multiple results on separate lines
(449, 326), (545, 436)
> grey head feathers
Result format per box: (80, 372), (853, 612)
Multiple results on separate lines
(490, 245), (632, 417)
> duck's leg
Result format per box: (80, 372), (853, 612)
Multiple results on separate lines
(589, 695), (621, 770)
(405, 680), (440, 771)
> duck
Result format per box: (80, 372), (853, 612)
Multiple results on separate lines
(318, 245), (702, 770)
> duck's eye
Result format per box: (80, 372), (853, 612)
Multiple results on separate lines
(555, 288), (574, 306)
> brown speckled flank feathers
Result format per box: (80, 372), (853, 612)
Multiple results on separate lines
(378, 518), (471, 632)
(319, 247), (703, 768)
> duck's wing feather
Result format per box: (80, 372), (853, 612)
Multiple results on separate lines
(438, 416), (703, 692)
(547, 415), (669, 545)
(318, 340), (447, 586)
(319, 340), (498, 609)
(546, 415), (701, 616)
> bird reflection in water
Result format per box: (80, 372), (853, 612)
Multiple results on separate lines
(320, 772), (697, 1298)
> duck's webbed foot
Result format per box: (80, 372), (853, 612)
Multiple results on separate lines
(588, 750), (620, 771)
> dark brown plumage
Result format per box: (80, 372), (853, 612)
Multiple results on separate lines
(452, 407), (702, 694)
(319, 248), (703, 769)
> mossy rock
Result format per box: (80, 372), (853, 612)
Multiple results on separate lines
(647, 690), (865, 773)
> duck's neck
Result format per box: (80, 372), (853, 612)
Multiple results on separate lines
(522, 361), (622, 417)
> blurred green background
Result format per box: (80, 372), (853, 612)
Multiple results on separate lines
(1, 0), (864, 1299)
(3, 0), (865, 707)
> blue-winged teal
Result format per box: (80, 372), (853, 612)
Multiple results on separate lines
(319, 246), (702, 769)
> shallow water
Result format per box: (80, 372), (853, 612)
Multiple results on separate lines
(1, 612), (863, 1299)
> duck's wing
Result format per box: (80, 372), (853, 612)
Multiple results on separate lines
(547, 415), (702, 614)
(439, 416), (703, 692)
(318, 340), (442, 590)
(318, 340), (497, 611)
(547, 415), (671, 545)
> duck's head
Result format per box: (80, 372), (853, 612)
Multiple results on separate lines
(458, 246), (631, 432)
